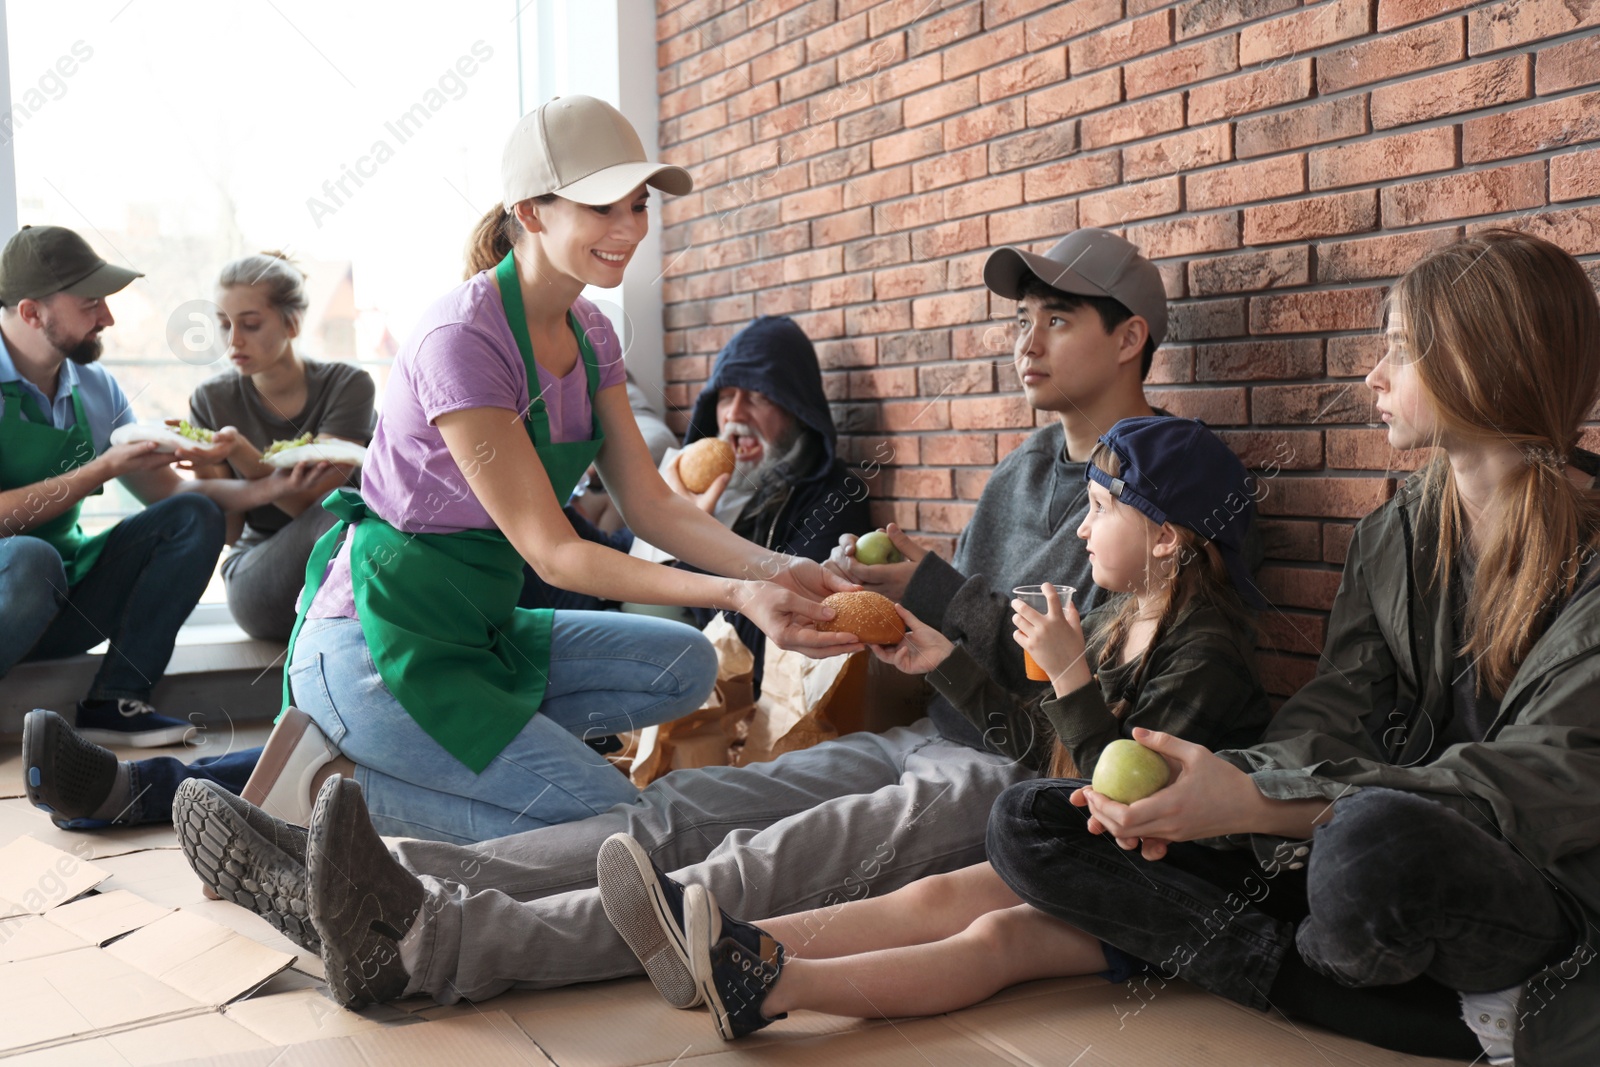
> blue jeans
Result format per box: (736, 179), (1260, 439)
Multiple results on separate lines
(987, 781), (1574, 1058)
(288, 613), (717, 843)
(0, 495), (225, 701)
(126, 746), (261, 824)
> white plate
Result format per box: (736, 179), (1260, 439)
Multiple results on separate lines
(108, 423), (207, 453)
(260, 440), (368, 468)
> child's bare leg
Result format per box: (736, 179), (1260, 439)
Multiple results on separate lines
(762, 904), (1107, 1019)
(758, 862), (1021, 960)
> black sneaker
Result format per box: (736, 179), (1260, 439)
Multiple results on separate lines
(596, 833), (702, 1009)
(23, 709), (122, 829)
(172, 779), (317, 952)
(76, 698), (197, 748)
(307, 777), (425, 1008)
(685, 883), (788, 1041)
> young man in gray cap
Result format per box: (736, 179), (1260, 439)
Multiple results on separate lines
(0, 225), (319, 760)
(168, 226), (1213, 1011)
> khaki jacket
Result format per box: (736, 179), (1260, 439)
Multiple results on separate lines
(1218, 472), (1600, 1065)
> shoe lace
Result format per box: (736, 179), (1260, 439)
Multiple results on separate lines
(116, 699), (159, 719)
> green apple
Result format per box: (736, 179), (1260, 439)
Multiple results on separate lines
(1091, 739), (1170, 804)
(855, 530), (905, 566)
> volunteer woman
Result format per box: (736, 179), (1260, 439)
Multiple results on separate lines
(286, 96), (860, 844)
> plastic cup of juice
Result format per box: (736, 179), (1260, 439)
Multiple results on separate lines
(1012, 584), (1077, 682)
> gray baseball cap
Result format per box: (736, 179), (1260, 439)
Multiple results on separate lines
(502, 95), (693, 208)
(984, 227), (1168, 348)
(0, 225), (143, 306)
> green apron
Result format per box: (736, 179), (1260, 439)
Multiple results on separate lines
(282, 251), (606, 773)
(0, 380), (114, 586)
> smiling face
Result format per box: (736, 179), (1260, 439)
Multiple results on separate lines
(518, 185), (650, 289)
(37, 292), (114, 365)
(1366, 310), (1440, 451)
(1077, 480), (1162, 594)
(1014, 293), (1146, 415)
(716, 386), (798, 475)
(217, 283), (297, 375)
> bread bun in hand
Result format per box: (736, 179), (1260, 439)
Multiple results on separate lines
(678, 438), (736, 492)
(817, 591), (905, 645)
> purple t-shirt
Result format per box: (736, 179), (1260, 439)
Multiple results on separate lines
(308, 273), (625, 619)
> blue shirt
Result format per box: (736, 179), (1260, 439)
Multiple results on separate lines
(0, 327), (136, 455)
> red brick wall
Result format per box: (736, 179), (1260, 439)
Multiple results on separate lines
(652, 0), (1600, 699)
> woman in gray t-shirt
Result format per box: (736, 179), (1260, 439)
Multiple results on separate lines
(187, 253), (374, 639)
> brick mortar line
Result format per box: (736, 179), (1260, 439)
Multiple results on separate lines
(657, 23), (1600, 171)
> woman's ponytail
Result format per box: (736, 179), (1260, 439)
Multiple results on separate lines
(465, 204), (516, 279)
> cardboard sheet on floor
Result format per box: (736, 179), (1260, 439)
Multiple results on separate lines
(0, 889), (171, 962)
(0, 797), (182, 859)
(3, 1011), (272, 1066)
(224, 986), (414, 1044)
(0, 836), (109, 918)
(0, 907), (294, 1056)
(162, 1010), (556, 1066)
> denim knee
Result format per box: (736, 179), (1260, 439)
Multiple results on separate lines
(986, 778), (1093, 893)
(151, 493), (226, 550)
(674, 628), (718, 704)
(0, 537), (68, 653)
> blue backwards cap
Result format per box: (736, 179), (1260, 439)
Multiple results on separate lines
(1084, 416), (1264, 607)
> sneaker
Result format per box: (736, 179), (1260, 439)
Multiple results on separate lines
(173, 779), (317, 953)
(596, 833), (702, 1009)
(75, 698), (197, 748)
(684, 883), (788, 1041)
(22, 709), (123, 829)
(1460, 985), (1520, 1065)
(307, 776), (425, 1009)
(240, 707), (342, 828)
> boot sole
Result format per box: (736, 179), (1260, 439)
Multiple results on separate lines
(173, 780), (319, 953)
(596, 834), (701, 1010)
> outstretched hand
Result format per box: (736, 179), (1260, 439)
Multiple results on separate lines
(738, 580), (865, 659)
(869, 602), (953, 675)
(824, 523), (925, 603)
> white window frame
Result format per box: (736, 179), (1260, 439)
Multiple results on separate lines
(0, 0), (664, 410)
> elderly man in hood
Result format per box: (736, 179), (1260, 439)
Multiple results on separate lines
(523, 316), (872, 693)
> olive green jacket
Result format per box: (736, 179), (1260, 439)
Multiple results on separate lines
(1217, 472), (1600, 1065)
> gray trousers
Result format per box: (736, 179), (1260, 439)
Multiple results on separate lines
(220, 507), (338, 641)
(391, 719), (1035, 1002)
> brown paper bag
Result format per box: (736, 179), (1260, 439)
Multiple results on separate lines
(625, 613), (757, 787)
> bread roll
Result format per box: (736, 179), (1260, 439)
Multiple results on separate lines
(817, 591), (905, 645)
(678, 438), (736, 493)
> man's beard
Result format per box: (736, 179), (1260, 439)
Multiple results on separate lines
(44, 319), (104, 365)
(723, 421), (800, 483)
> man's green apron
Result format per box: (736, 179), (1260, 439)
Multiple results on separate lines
(0, 380), (114, 586)
(283, 251), (605, 773)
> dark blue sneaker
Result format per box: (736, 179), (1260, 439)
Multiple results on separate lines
(75, 698), (197, 748)
(22, 709), (123, 829)
(596, 833), (702, 1009)
(685, 883), (788, 1040)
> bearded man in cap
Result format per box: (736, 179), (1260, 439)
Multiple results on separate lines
(0, 225), (319, 763)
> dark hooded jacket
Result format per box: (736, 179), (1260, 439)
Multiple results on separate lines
(679, 316), (872, 693)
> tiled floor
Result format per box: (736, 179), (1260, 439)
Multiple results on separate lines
(0, 729), (1472, 1066)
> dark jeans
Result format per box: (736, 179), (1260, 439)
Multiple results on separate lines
(5, 494), (225, 701)
(127, 745), (261, 824)
(988, 781), (1577, 1058)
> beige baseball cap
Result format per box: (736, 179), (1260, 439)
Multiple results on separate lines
(984, 227), (1168, 348)
(502, 95), (693, 209)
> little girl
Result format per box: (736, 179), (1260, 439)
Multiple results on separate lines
(599, 415), (1273, 1040)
